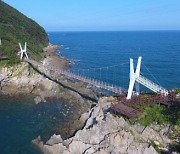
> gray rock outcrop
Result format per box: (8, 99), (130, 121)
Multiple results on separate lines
(32, 97), (175, 154)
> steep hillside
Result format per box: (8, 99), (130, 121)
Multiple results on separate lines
(0, 1), (49, 65)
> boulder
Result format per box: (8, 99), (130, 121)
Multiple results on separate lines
(160, 125), (170, 135)
(150, 123), (161, 132)
(132, 123), (145, 133)
(108, 131), (134, 153)
(68, 140), (92, 154)
(127, 145), (144, 154)
(34, 95), (46, 104)
(46, 134), (63, 146)
(34, 96), (43, 104)
(84, 147), (97, 154)
(127, 145), (158, 154)
(98, 149), (108, 154)
(44, 143), (67, 154)
(85, 106), (101, 129)
(95, 108), (104, 121)
(74, 126), (107, 145)
(85, 114), (95, 129)
(109, 133), (121, 146)
(142, 126), (163, 143)
(144, 145), (158, 154)
(79, 112), (90, 123)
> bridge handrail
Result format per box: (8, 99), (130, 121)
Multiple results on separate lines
(24, 59), (123, 95)
(137, 75), (168, 93)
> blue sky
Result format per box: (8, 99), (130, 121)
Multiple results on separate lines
(3, 0), (180, 31)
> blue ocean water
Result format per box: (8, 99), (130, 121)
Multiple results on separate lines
(0, 96), (79, 154)
(49, 31), (180, 90)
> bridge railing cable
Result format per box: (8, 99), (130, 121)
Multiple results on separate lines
(25, 58), (126, 94)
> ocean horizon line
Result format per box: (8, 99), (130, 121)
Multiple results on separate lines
(47, 30), (180, 33)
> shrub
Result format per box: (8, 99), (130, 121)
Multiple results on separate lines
(137, 104), (166, 126)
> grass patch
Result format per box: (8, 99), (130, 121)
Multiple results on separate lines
(10, 65), (29, 78)
(136, 104), (167, 127)
(131, 103), (180, 127)
(175, 88), (180, 94)
(0, 1), (48, 66)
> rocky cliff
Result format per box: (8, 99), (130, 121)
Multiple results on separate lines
(0, 44), (98, 104)
(32, 97), (179, 154)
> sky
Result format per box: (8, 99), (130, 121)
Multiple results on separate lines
(3, 0), (180, 31)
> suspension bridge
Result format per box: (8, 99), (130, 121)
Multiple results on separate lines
(24, 58), (123, 94)
(16, 42), (172, 118)
(19, 42), (169, 100)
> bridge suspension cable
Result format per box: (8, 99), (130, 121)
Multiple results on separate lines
(71, 62), (128, 72)
(142, 62), (161, 86)
(69, 61), (129, 91)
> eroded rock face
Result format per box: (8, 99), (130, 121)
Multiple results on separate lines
(33, 96), (179, 154)
(141, 126), (171, 147)
(0, 61), (97, 106)
(31, 99), (177, 154)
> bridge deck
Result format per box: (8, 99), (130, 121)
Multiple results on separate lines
(136, 75), (169, 95)
(24, 59), (122, 95)
(111, 103), (140, 118)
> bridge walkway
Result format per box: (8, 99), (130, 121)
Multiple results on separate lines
(24, 58), (122, 95)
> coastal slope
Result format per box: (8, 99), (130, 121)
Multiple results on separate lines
(0, 1), (97, 104)
(0, 1), (48, 65)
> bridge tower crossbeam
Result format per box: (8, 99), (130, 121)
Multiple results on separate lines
(19, 42), (28, 60)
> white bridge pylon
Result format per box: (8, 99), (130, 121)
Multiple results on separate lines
(127, 56), (169, 99)
(19, 42), (28, 59)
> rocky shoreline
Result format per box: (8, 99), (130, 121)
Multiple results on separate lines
(0, 44), (101, 152)
(0, 44), (98, 104)
(1, 44), (179, 154)
(32, 97), (178, 154)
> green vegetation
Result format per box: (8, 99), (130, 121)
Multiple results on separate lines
(151, 141), (162, 154)
(0, 1), (48, 65)
(136, 105), (166, 126)
(132, 104), (180, 127)
(175, 88), (180, 94)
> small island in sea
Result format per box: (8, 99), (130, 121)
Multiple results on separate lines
(0, 1), (179, 154)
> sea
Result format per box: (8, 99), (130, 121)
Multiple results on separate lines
(49, 31), (180, 90)
(0, 96), (83, 154)
(0, 31), (180, 154)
